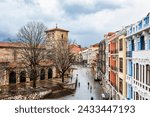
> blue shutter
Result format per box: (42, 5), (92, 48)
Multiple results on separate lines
(131, 62), (132, 76)
(129, 44), (132, 51)
(138, 42), (141, 50)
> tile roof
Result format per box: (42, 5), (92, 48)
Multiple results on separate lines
(45, 27), (69, 32)
(0, 42), (19, 48)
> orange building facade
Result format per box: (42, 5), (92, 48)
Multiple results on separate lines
(108, 32), (119, 98)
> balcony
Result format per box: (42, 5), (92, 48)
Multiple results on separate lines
(133, 79), (150, 92)
(126, 51), (132, 57)
(111, 49), (118, 54)
(111, 66), (118, 71)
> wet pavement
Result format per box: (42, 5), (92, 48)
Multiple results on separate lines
(0, 78), (68, 99)
(57, 67), (103, 100)
(0, 66), (104, 100)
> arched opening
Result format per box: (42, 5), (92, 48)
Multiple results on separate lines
(20, 71), (26, 83)
(9, 71), (16, 84)
(40, 69), (45, 80)
(30, 70), (34, 81)
(48, 68), (53, 79)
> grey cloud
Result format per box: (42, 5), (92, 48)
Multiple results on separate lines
(0, 31), (17, 41)
(62, 1), (121, 17)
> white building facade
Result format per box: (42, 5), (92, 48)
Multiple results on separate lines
(80, 45), (98, 67)
(126, 13), (150, 100)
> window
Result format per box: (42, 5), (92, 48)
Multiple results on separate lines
(143, 65), (145, 84)
(131, 87), (133, 99)
(140, 36), (145, 50)
(129, 61), (132, 76)
(138, 42), (141, 50)
(138, 21), (142, 30)
(119, 58), (123, 73)
(134, 64), (135, 79)
(146, 65), (150, 86)
(144, 16), (149, 26)
(140, 65), (142, 82)
(119, 39), (123, 51)
(131, 40), (134, 51)
(133, 27), (135, 32)
(130, 27), (132, 34)
(119, 78), (123, 94)
(136, 63), (139, 81)
(61, 34), (63, 39)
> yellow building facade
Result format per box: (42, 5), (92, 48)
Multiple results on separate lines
(117, 32), (127, 99)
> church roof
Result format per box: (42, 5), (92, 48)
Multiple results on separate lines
(45, 27), (69, 33)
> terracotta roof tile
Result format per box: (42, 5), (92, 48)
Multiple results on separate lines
(45, 28), (69, 32)
(0, 42), (19, 48)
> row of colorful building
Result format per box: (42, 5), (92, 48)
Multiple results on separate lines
(97, 13), (150, 100)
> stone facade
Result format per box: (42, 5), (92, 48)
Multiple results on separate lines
(0, 27), (69, 86)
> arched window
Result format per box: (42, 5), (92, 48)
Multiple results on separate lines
(9, 71), (16, 84)
(40, 69), (45, 80)
(48, 68), (53, 79)
(20, 71), (26, 82)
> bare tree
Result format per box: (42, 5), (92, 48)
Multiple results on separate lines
(48, 40), (75, 83)
(17, 22), (47, 87)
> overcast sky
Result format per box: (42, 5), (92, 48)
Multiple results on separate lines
(0, 0), (150, 47)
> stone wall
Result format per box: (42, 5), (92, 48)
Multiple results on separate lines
(2, 89), (52, 100)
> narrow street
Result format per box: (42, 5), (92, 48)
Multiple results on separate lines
(58, 66), (103, 100)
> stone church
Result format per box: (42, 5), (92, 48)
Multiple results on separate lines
(0, 26), (69, 86)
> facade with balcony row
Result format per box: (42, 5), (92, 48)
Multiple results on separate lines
(98, 13), (150, 100)
(126, 13), (150, 100)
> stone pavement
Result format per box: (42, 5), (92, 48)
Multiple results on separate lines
(0, 78), (72, 100)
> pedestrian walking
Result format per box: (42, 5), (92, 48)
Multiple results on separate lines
(88, 82), (90, 89)
(75, 78), (78, 89)
(76, 74), (78, 81)
(90, 86), (92, 93)
(70, 76), (72, 82)
(78, 82), (80, 87)
(91, 97), (94, 100)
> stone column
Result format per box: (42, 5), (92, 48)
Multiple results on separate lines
(37, 69), (40, 81)
(26, 72), (30, 83)
(52, 66), (56, 78)
(45, 68), (48, 80)
(16, 70), (20, 84)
